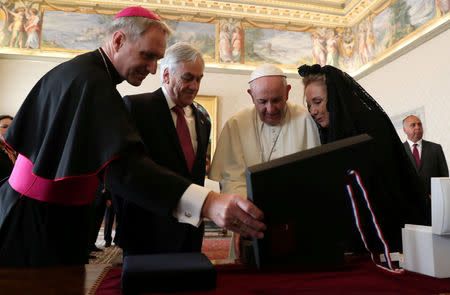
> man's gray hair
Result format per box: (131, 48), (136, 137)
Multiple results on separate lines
(108, 16), (172, 41)
(160, 42), (204, 83)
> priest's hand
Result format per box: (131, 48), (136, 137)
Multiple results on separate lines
(201, 191), (266, 238)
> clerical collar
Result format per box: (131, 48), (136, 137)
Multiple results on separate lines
(97, 48), (123, 85)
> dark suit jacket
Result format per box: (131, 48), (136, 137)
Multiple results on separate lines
(119, 88), (211, 255)
(403, 140), (449, 196)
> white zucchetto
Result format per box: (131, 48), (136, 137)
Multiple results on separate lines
(248, 64), (286, 83)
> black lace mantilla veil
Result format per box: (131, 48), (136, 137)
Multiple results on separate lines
(298, 64), (429, 252)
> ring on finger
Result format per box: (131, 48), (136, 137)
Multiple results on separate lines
(232, 219), (243, 228)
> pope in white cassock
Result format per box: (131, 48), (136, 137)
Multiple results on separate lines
(209, 64), (321, 259)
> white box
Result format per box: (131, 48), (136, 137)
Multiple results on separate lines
(401, 177), (450, 277)
(431, 178), (450, 235)
(402, 177), (450, 278)
(402, 224), (450, 278)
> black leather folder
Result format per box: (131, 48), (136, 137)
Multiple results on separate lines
(121, 252), (216, 294)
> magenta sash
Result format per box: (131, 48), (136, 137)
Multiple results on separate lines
(8, 154), (99, 206)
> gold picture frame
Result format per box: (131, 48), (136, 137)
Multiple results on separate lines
(194, 95), (218, 163)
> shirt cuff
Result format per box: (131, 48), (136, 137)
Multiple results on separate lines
(174, 184), (210, 227)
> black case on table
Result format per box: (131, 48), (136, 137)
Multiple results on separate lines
(121, 252), (216, 294)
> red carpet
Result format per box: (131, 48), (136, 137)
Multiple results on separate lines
(95, 256), (450, 295)
(201, 238), (231, 260)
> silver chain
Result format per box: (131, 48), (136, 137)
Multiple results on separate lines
(254, 109), (286, 162)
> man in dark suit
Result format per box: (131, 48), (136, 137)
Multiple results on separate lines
(403, 115), (449, 199)
(118, 42), (211, 255)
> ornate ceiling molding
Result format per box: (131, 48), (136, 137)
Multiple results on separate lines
(40, 0), (390, 28)
(2, 0), (448, 79)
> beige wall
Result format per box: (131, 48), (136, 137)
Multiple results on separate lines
(358, 27), (450, 158)
(0, 55), (304, 138)
(0, 27), (449, 159)
(116, 70), (305, 133)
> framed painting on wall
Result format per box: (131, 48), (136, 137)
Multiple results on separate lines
(165, 20), (217, 62)
(244, 25), (313, 67)
(194, 95), (218, 172)
(40, 9), (113, 52)
(0, 0), (449, 78)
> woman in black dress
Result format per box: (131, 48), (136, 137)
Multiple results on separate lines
(298, 64), (428, 253)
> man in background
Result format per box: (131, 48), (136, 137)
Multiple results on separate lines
(209, 64), (320, 259)
(119, 42), (210, 255)
(403, 115), (448, 200)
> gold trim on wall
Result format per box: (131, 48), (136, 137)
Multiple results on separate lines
(194, 95), (218, 160)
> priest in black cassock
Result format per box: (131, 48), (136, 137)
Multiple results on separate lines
(0, 6), (265, 267)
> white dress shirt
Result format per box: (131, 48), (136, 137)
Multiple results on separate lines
(163, 87), (198, 154)
(162, 86), (209, 227)
(407, 138), (423, 158)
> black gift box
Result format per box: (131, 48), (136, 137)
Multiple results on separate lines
(246, 134), (375, 269)
(121, 252), (216, 294)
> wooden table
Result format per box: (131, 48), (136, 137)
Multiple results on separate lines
(0, 264), (111, 295)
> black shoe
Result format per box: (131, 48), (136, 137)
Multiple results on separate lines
(90, 246), (103, 252)
(104, 241), (112, 248)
